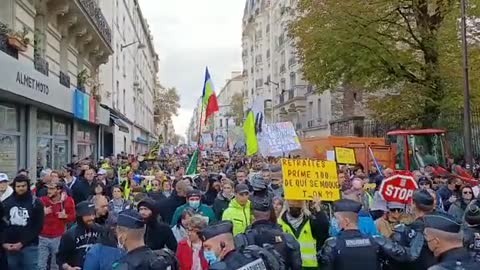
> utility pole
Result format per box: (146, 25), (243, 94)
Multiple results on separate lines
(461, 0), (473, 169)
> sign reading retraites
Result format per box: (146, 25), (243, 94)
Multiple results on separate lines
(334, 147), (356, 164)
(281, 159), (340, 201)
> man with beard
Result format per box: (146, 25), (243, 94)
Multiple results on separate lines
(57, 201), (102, 270)
(38, 182), (75, 270)
(137, 198), (177, 251)
(1, 174), (44, 270)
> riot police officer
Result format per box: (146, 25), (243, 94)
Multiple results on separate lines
(200, 220), (282, 270)
(113, 209), (178, 270)
(318, 199), (384, 270)
(463, 199), (480, 262)
(423, 212), (477, 269)
(235, 198), (302, 270)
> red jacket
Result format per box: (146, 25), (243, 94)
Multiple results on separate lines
(39, 196), (76, 238)
(176, 239), (209, 270)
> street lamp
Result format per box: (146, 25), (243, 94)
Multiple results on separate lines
(121, 41), (146, 51)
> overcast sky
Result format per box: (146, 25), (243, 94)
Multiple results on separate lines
(139, 0), (245, 138)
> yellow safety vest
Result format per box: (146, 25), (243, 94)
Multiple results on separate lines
(278, 218), (318, 268)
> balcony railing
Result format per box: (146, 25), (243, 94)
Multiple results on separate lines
(59, 71), (71, 87)
(34, 54), (49, 76)
(287, 87), (307, 101)
(78, 0), (112, 45)
(307, 118), (327, 129)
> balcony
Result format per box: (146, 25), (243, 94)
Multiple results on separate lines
(275, 86), (307, 110)
(47, 0), (113, 65)
(59, 71), (71, 87)
(306, 118), (328, 130)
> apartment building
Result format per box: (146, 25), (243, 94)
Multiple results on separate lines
(241, 0), (332, 137)
(0, 0), (113, 177)
(214, 71), (244, 134)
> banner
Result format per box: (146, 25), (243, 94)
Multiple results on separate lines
(281, 158), (340, 201)
(258, 122), (301, 157)
(334, 147), (356, 164)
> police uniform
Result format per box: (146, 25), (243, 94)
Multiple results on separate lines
(236, 199), (301, 270)
(423, 213), (477, 270)
(464, 199), (480, 263)
(113, 209), (177, 270)
(201, 221), (272, 270)
(318, 199), (382, 270)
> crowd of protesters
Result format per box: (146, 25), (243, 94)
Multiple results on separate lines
(0, 149), (479, 270)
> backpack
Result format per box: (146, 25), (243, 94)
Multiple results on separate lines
(150, 248), (179, 270)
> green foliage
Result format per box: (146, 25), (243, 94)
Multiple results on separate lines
(154, 87), (180, 124)
(291, 0), (480, 126)
(229, 92), (244, 125)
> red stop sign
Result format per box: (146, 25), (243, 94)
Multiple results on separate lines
(379, 174), (418, 204)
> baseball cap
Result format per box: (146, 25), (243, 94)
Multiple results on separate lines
(235, 183), (250, 194)
(97, 168), (107, 175)
(0, 173), (8, 182)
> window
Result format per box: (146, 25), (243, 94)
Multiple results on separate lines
(37, 111), (51, 135)
(0, 104), (20, 178)
(220, 119), (223, 127)
(0, 104), (18, 132)
(123, 89), (126, 114)
(115, 81), (119, 109)
(290, 73), (296, 88)
(308, 101), (313, 120)
(317, 99), (322, 119)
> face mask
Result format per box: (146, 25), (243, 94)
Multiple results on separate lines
(189, 200), (200, 209)
(289, 207), (302, 218)
(203, 250), (219, 264)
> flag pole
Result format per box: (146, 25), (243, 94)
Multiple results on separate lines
(197, 97), (205, 145)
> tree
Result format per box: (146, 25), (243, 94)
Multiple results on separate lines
(228, 92), (244, 125)
(154, 86), (180, 125)
(291, 0), (480, 126)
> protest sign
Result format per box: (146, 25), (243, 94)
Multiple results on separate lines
(281, 158), (340, 201)
(334, 147), (356, 164)
(258, 122), (301, 157)
(379, 173), (418, 204)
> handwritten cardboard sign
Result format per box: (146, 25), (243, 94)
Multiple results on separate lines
(258, 122), (301, 157)
(281, 158), (340, 201)
(334, 147), (356, 164)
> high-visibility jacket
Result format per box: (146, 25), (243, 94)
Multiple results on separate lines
(278, 218), (318, 268)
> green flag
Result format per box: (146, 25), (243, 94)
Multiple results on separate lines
(186, 149), (199, 175)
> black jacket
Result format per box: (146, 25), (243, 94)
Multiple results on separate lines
(71, 178), (96, 204)
(212, 193), (231, 220)
(141, 199), (177, 251)
(0, 192), (44, 247)
(147, 192), (166, 203)
(113, 246), (172, 270)
(56, 218), (103, 267)
(429, 247), (477, 270)
(157, 192), (185, 224)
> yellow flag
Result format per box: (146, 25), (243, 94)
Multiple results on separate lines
(243, 110), (258, 156)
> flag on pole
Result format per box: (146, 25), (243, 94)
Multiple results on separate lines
(243, 109), (259, 156)
(202, 67), (219, 124)
(186, 149), (199, 175)
(145, 140), (160, 161)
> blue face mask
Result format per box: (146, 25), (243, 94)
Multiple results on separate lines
(189, 200), (200, 209)
(203, 250), (218, 264)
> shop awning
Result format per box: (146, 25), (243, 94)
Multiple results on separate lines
(111, 116), (129, 133)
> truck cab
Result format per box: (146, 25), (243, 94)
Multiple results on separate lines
(386, 129), (447, 171)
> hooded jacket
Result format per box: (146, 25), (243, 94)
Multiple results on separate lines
(0, 185), (13, 202)
(222, 198), (252, 236)
(157, 191), (186, 224)
(0, 189), (44, 247)
(213, 192), (232, 220)
(139, 199), (177, 251)
(56, 216), (103, 267)
(83, 228), (125, 270)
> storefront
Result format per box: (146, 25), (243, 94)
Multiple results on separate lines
(73, 89), (98, 160)
(0, 51), (73, 178)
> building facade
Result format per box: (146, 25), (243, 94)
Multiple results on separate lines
(241, 0), (331, 137)
(0, 0), (113, 178)
(214, 71), (244, 134)
(99, 0), (159, 156)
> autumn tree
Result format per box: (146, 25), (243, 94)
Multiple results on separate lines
(290, 0), (480, 126)
(154, 86), (180, 125)
(228, 92), (244, 125)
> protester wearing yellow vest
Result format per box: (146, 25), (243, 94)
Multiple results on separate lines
(278, 199), (330, 270)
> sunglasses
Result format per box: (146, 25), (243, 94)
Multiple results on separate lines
(390, 208), (404, 213)
(463, 191), (473, 195)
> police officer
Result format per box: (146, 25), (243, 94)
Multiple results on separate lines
(236, 198), (302, 270)
(318, 199), (383, 270)
(200, 220), (281, 270)
(463, 199), (480, 262)
(423, 212), (477, 269)
(113, 209), (178, 270)
(250, 174), (273, 203)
